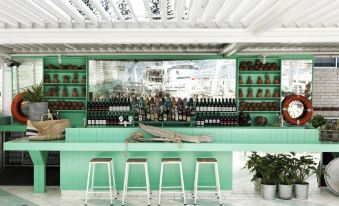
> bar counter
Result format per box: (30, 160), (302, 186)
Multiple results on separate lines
(4, 126), (335, 194)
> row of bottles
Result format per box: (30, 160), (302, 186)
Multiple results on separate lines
(88, 98), (130, 112)
(87, 112), (129, 125)
(135, 97), (193, 122)
(196, 113), (238, 127)
(196, 98), (236, 112)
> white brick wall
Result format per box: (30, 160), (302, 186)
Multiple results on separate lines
(313, 67), (339, 117)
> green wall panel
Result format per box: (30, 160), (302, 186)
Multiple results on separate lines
(60, 151), (233, 191)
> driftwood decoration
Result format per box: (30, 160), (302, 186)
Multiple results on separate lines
(126, 124), (213, 143)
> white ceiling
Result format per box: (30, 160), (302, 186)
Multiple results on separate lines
(1, 0), (339, 55)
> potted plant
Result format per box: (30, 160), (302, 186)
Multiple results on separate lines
(21, 82), (48, 121)
(311, 115), (326, 128)
(293, 155), (319, 199)
(258, 153), (279, 200)
(243, 152), (263, 192)
(277, 153), (296, 200)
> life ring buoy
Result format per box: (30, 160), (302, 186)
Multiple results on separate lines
(11, 93), (28, 124)
(282, 95), (313, 125)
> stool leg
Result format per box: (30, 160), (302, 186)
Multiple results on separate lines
(122, 163), (129, 206)
(193, 162), (199, 205)
(107, 163), (113, 205)
(91, 163), (95, 199)
(144, 163), (151, 206)
(84, 163), (92, 205)
(158, 162), (164, 206)
(179, 162), (186, 205)
(214, 162), (222, 205)
(110, 161), (118, 198)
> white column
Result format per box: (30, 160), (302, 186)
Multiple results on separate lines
(1, 58), (12, 116)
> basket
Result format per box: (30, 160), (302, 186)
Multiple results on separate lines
(320, 130), (339, 142)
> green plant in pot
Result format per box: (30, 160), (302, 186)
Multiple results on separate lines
(311, 115), (326, 128)
(21, 82), (48, 121)
(243, 152), (263, 192)
(276, 153), (296, 200)
(293, 155), (319, 199)
(258, 153), (280, 200)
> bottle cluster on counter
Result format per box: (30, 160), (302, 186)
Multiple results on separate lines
(196, 98), (236, 112)
(196, 113), (238, 127)
(135, 97), (193, 122)
(86, 96), (238, 127)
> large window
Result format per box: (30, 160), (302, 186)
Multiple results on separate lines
(314, 57), (336, 68)
(12, 58), (43, 97)
(89, 59), (236, 99)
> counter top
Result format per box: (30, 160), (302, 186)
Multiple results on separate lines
(4, 137), (339, 152)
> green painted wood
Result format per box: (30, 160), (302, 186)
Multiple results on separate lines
(28, 151), (48, 193)
(60, 151), (232, 191)
(0, 124), (26, 132)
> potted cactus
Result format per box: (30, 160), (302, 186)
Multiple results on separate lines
(247, 76), (253, 84)
(265, 75), (271, 84)
(257, 76), (263, 84)
(247, 88), (253, 98)
(265, 89), (271, 98)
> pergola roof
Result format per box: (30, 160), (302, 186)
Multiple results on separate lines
(1, 0), (339, 56)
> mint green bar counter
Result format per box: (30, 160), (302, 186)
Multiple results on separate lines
(5, 126), (337, 194)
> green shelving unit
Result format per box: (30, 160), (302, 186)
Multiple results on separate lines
(237, 57), (281, 125)
(43, 57), (88, 126)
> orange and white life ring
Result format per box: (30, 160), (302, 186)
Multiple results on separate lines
(11, 93), (28, 124)
(282, 95), (313, 125)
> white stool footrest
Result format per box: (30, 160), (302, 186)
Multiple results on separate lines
(161, 186), (182, 189)
(92, 186), (116, 189)
(127, 186), (148, 189)
(87, 191), (113, 194)
(197, 186), (217, 188)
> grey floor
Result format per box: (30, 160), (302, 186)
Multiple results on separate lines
(0, 152), (338, 206)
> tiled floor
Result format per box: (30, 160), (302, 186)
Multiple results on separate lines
(0, 152), (338, 206)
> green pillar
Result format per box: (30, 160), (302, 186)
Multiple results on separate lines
(29, 151), (48, 193)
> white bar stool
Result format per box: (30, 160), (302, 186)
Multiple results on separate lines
(85, 158), (117, 206)
(193, 158), (222, 205)
(122, 158), (151, 206)
(158, 158), (186, 206)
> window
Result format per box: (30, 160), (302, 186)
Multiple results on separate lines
(12, 58), (43, 97)
(314, 57), (336, 68)
(89, 59), (236, 99)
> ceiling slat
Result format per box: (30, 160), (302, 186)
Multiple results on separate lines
(71, 0), (99, 25)
(215, 0), (243, 28)
(52, 0), (85, 24)
(201, 0), (225, 27)
(108, 0), (125, 21)
(0, 5), (32, 27)
(13, 0), (59, 26)
(91, 0), (111, 22)
(126, 0), (139, 23)
(0, 1), (45, 27)
(0, 13), (18, 28)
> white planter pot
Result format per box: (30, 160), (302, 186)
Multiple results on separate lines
(261, 184), (276, 200)
(254, 178), (262, 192)
(295, 183), (309, 199)
(278, 184), (293, 200)
(29, 102), (48, 121)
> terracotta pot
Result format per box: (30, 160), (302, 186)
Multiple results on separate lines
(257, 77), (263, 84)
(247, 76), (253, 84)
(72, 78), (78, 83)
(257, 93), (263, 98)
(265, 89), (271, 98)
(265, 77), (271, 84)
(62, 90), (68, 97)
(247, 92), (253, 98)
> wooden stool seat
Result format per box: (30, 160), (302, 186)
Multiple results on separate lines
(127, 158), (147, 163)
(90, 158), (112, 163)
(197, 158), (217, 163)
(162, 158), (181, 162)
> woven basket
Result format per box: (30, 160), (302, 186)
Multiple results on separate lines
(320, 130), (339, 142)
(27, 119), (70, 141)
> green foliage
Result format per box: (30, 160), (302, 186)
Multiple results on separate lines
(244, 152), (320, 185)
(293, 155), (319, 184)
(21, 82), (44, 102)
(276, 153), (297, 185)
(311, 115), (326, 128)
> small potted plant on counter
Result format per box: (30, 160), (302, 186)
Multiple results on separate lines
(22, 82), (48, 121)
(293, 155), (319, 199)
(277, 153), (296, 200)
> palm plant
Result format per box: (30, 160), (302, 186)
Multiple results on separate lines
(293, 155), (319, 184)
(21, 82), (44, 102)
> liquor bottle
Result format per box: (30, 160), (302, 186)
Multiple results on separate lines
(196, 98), (200, 112)
(232, 99), (237, 112)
